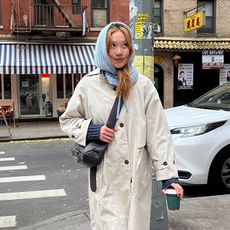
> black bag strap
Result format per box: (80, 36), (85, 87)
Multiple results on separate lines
(90, 95), (123, 192)
(106, 95), (124, 129)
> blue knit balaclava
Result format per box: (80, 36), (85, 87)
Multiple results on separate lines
(94, 22), (138, 86)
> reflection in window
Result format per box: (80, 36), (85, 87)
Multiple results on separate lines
(72, 0), (81, 14)
(91, 0), (108, 27)
(153, 0), (162, 33)
(57, 74), (64, 98)
(57, 74), (82, 99)
(4, 75), (12, 99)
(197, 0), (214, 34)
(0, 75), (12, 100)
(65, 74), (72, 99)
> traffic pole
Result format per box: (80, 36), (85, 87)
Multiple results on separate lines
(129, 0), (169, 229)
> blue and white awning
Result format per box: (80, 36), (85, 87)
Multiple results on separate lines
(0, 43), (96, 74)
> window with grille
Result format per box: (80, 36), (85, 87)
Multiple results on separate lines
(72, 0), (81, 14)
(197, 0), (215, 34)
(153, 0), (162, 33)
(91, 0), (108, 27)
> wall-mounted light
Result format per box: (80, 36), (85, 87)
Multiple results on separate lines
(172, 54), (181, 68)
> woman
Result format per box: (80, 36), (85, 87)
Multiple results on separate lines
(60, 22), (183, 230)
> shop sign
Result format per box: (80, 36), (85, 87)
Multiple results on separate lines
(184, 11), (205, 31)
(202, 50), (224, 70)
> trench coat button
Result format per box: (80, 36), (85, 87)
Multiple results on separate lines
(71, 135), (75, 138)
(163, 161), (168, 166)
(124, 160), (129, 164)
(120, 123), (124, 128)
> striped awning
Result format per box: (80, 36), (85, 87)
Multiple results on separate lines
(0, 43), (96, 74)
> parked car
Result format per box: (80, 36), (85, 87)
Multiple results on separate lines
(165, 81), (230, 193)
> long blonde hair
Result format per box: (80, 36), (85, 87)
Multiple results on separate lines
(106, 26), (133, 99)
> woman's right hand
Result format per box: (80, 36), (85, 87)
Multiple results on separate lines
(99, 125), (116, 144)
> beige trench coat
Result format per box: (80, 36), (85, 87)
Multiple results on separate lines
(59, 69), (178, 230)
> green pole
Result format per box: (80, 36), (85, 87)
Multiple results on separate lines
(129, 1), (169, 229)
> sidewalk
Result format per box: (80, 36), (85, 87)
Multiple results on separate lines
(0, 120), (67, 141)
(1, 120), (229, 230)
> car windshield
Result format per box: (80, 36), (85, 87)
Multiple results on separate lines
(188, 82), (230, 111)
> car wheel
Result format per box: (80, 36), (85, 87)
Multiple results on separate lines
(209, 150), (230, 193)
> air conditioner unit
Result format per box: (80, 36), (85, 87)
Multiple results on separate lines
(154, 23), (161, 33)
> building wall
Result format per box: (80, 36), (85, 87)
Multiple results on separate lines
(216, 0), (230, 37)
(164, 0), (197, 38)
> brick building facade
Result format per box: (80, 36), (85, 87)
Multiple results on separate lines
(154, 0), (230, 108)
(0, 0), (129, 120)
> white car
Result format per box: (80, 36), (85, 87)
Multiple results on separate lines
(165, 81), (230, 193)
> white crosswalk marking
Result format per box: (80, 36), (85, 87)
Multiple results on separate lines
(0, 216), (16, 228)
(0, 165), (27, 171)
(0, 189), (67, 201)
(0, 150), (67, 228)
(0, 175), (46, 183)
(0, 157), (15, 161)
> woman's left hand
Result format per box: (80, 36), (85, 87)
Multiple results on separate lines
(162, 183), (184, 199)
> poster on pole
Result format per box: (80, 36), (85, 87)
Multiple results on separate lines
(219, 64), (230, 85)
(177, 64), (193, 90)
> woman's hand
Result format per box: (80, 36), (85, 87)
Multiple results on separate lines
(162, 183), (184, 200)
(99, 125), (116, 144)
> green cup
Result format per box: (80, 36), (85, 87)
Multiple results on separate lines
(165, 189), (180, 211)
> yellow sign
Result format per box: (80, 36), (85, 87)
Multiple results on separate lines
(137, 14), (149, 22)
(133, 56), (153, 80)
(184, 11), (205, 31)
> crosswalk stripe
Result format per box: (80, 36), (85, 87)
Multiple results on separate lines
(0, 157), (15, 162)
(0, 216), (16, 228)
(0, 152), (5, 155)
(0, 165), (27, 171)
(0, 189), (67, 201)
(0, 175), (46, 183)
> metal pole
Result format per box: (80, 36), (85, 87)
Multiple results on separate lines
(129, 1), (169, 229)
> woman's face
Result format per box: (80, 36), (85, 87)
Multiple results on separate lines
(108, 30), (130, 69)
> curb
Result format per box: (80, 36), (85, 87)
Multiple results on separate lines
(17, 210), (91, 230)
(0, 136), (69, 143)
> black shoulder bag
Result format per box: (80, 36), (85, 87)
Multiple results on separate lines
(71, 95), (123, 192)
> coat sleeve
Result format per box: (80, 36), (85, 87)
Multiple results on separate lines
(145, 80), (178, 181)
(59, 79), (91, 146)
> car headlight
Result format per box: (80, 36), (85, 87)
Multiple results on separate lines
(170, 120), (227, 137)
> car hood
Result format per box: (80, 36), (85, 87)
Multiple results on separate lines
(165, 105), (230, 128)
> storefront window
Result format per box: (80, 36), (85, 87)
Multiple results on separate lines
(65, 74), (72, 99)
(0, 74), (12, 99)
(57, 74), (64, 98)
(3, 75), (12, 99)
(57, 74), (82, 99)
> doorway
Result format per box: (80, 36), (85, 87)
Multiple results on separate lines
(154, 64), (164, 105)
(20, 75), (40, 115)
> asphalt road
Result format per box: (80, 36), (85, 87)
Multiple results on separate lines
(0, 139), (227, 229)
(0, 139), (88, 229)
